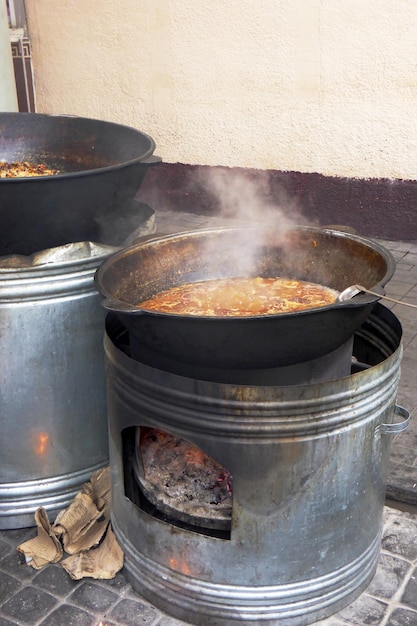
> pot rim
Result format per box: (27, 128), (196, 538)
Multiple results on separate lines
(95, 224), (396, 320)
(0, 112), (157, 181)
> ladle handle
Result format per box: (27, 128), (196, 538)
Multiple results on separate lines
(355, 285), (417, 309)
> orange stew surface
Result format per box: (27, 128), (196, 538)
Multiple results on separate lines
(138, 277), (339, 317)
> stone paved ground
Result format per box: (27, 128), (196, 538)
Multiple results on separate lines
(1, 211), (416, 626)
(0, 506), (416, 626)
(383, 239), (417, 507)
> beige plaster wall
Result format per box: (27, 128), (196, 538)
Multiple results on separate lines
(25, 0), (417, 180)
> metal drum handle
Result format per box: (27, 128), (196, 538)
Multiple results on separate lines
(378, 405), (410, 435)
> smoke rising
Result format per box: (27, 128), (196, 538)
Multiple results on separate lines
(128, 165), (314, 278)
(195, 167), (304, 231)
(190, 167), (311, 277)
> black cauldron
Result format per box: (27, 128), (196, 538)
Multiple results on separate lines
(95, 225), (395, 369)
(0, 113), (159, 255)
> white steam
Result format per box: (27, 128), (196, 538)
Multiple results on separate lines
(196, 167), (304, 232)
(192, 168), (310, 276)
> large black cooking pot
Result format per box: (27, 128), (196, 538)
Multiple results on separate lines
(0, 113), (159, 255)
(95, 226), (395, 369)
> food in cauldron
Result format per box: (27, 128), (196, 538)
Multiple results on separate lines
(95, 226), (396, 369)
(0, 161), (60, 177)
(137, 277), (339, 317)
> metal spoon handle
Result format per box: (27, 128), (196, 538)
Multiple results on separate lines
(355, 284), (417, 309)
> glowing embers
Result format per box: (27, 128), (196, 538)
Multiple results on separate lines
(125, 427), (233, 537)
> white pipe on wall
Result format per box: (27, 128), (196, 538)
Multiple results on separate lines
(0, 0), (18, 111)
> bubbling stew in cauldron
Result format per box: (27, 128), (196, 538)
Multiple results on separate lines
(137, 277), (339, 317)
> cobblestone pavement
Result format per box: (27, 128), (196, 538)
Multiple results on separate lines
(1, 211), (417, 626)
(0, 505), (416, 626)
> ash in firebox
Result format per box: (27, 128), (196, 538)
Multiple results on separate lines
(138, 428), (232, 529)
